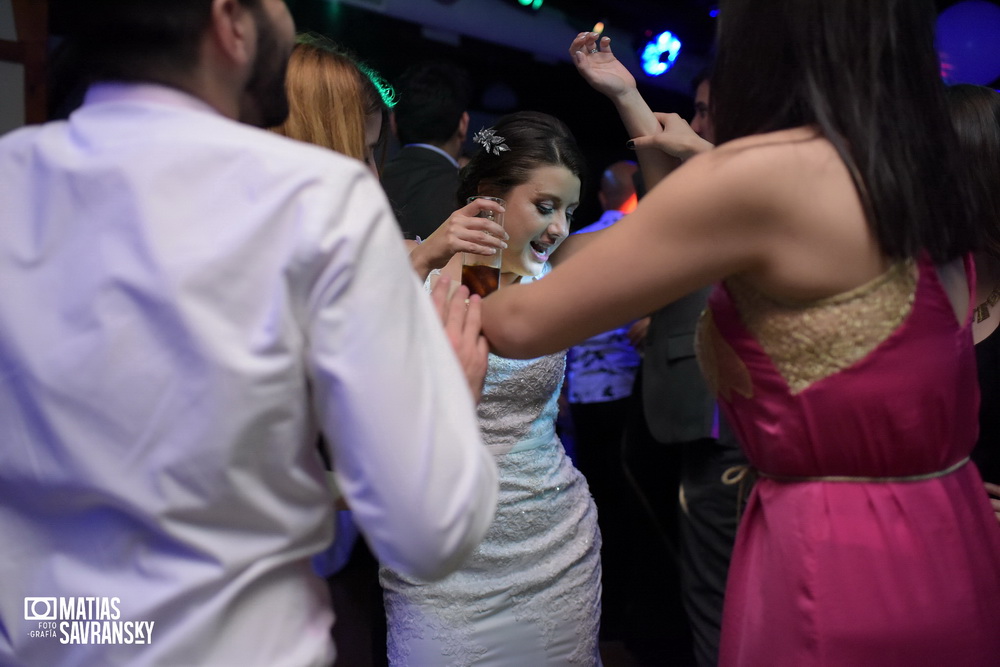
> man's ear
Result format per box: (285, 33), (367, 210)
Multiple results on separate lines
(456, 111), (470, 142)
(207, 0), (257, 70)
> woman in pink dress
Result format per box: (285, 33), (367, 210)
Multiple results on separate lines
(480, 0), (1000, 664)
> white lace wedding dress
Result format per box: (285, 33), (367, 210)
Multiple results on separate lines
(379, 273), (602, 666)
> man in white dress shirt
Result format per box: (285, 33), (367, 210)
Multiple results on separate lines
(0, 1), (497, 665)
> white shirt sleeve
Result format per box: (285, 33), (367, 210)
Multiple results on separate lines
(302, 168), (497, 580)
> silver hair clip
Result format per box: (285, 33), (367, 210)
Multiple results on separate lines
(473, 128), (510, 156)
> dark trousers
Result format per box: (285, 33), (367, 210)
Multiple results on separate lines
(619, 387), (694, 665)
(678, 437), (747, 667)
(617, 366), (749, 667)
(569, 398), (634, 640)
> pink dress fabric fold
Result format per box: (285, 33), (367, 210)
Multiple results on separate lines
(699, 254), (1000, 666)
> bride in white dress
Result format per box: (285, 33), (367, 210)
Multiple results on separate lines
(383, 111), (602, 666)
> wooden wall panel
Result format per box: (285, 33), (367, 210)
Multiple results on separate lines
(1, 0), (48, 123)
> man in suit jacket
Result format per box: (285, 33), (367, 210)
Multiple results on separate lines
(627, 72), (749, 667)
(563, 160), (642, 641)
(381, 61), (471, 241)
(639, 288), (747, 667)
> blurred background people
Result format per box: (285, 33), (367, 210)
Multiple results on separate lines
(633, 69), (748, 667)
(946, 83), (1000, 519)
(269, 33), (403, 666)
(569, 40), (746, 665)
(563, 158), (642, 644)
(381, 60), (473, 241)
(272, 32), (394, 176)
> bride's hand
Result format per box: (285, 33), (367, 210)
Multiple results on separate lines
(409, 199), (507, 280)
(431, 278), (489, 401)
(569, 32), (636, 101)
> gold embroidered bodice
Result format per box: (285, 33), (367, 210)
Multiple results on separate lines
(701, 261), (916, 396)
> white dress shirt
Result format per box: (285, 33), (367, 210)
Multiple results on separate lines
(0, 83), (497, 667)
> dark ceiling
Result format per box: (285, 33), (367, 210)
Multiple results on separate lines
(46, 0), (999, 223)
(539, 0), (720, 58)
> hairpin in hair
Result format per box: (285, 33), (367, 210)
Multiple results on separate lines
(473, 128), (510, 156)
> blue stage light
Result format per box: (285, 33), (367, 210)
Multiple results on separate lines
(937, 0), (1000, 85)
(641, 31), (682, 77)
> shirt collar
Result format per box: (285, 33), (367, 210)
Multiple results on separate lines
(84, 82), (222, 117)
(403, 143), (461, 169)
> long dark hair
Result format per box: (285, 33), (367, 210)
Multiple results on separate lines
(457, 111), (586, 205)
(947, 84), (1000, 260)
(711, 0), (978, 262)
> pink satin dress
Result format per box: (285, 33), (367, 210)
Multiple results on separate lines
(697, 255), (1000, 666)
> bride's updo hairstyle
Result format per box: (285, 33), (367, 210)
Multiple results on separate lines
(457, 111), (586, 205)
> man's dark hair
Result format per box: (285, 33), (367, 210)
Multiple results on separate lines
(58, 0), (259, 85)
(393, 61), (472, 146)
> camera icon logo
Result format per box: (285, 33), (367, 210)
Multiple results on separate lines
(24, 598), (57, 621)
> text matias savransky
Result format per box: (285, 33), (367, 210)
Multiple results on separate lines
(25, 596), (155, 645)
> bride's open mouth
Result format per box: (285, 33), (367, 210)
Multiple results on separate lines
(530, 240), (552, 261)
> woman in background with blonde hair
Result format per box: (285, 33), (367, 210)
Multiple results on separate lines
(272, 33), (394, 176)
(269, 36), (400, 638)
(275, 35), (505, 282)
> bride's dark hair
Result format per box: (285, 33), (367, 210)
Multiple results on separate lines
(457, 111), (586, 205)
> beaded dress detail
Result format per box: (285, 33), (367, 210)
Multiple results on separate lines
(380, 269), (602, 666)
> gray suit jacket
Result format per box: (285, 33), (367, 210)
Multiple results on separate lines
(642, 287), (719, 444)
